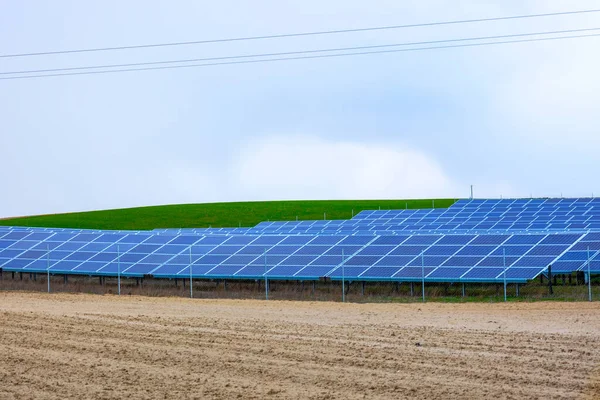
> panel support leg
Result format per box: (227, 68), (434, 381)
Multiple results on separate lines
(361, 281), (365, 296)
(312, 281), (316, 294)
(64, 275), (68, 284)
(19, 272), (23, 280)
(516, 283), (520, 297)
(410, 282), (414, 296)
(462, 283), (465, 298)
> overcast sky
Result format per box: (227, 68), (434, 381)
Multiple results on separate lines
(1, 1), (599, 217)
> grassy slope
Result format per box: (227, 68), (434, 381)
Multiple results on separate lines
(0, 199), (457, 230)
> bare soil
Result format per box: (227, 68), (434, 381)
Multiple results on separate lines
(0, 292), (599, 399)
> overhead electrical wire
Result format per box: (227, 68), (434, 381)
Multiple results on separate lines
(1, 31), (599, 81)
(1, 8), (599, 58)
(2, 27), (598, 76)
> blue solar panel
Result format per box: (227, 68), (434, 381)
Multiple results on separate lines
(287, 245), (320, 255)
(424, 246), (462, 256)
(394, 267), (435, 278)
(152, 264), (185, 276)
(551, 261), (583, 273)
(504, 235), (544, 245)
(209, 245), (245, 255)
(207, 265), (244, 276)
(329, 266), (369, 278)
(235, 265), (269, 276)
(267, 265), (305, 276)
(371, 236), (410, 245)
(462, 267), (504, 279)
(443, 256), (484, 267)
(504, 268), (542, 279)
(491, 246), (532, 256)
(539, 234), (581, 245)
(526, 245), (569, 256)
(236, 246), (270, 255)
(309, 236), (344, 245)
(456, 246), (497, 256)
(168, 235), (202, 245)
(403, 235), (441, 245)
(195, 254), (229, 265)
(435, 235), (475, 245)
(311, 255), (343, 265)
(428, 267), (470, 279)
(477, 256), (519, 267)
(355, 245), (396, 256)
(512, 256), (555, 267)
(295, 266), (335, 278)
(361, 266), (402, 278)
(225, 236), (256, 245)
(390, 245), (430, 256)
(323, 245), (363, 256)
(375, 255), (415, 266)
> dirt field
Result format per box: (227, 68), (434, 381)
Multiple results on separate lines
(0, 293), (599, 399)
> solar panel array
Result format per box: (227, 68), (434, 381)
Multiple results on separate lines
(155, 198), (600, 235)
(0, 229), (585, 282)
(1, 198), (599, 284)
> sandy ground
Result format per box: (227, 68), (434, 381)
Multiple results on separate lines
(0, 293), (599, 400)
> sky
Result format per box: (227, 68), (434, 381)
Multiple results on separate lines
(1, 0), (599, 217)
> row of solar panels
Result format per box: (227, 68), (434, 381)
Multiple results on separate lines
(454, 197), (600, 207)
(356, 198), (600, 220)
(0, 227), (598, 283)
(152, 198), (600, 235)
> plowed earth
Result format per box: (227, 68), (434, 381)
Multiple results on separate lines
(1, 292), (599, 399)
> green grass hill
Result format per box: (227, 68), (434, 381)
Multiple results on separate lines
(0, 199), (457, 230)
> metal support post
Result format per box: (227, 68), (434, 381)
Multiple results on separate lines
(264, 249), (268, 300)
(516, 283), (520, 297)
(342, 249), (345, 303)
(410, 282), (414, 296)
(548, 265), (553, 296)
(421, 251), (425, 302)
(361, 281), (365, 296)
(503, 248), (507, 302)
(189, 246), (193, 299)
(588, 247), (592, 302)
(47, 244), (50, 293)
(117, 245), (121, 296)
(462, 283), (466, 298)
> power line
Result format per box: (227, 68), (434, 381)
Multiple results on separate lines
(2, 27), (598, 76)
(2, 32), (598, 81)
(1, 8), (600, 59)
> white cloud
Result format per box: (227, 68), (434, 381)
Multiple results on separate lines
(232, 135), (459, 200)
